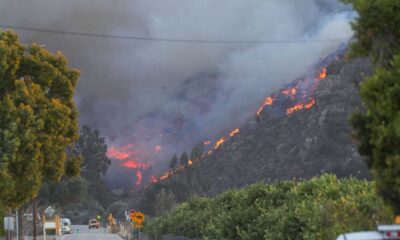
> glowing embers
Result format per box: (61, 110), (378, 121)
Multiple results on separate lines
(214, 137), (226, 150)
(229, 128), (240, 137)
(122, 160), (150, 170)
(256, 96), (275, 116)
(317, 67), (327, 80)
(286, 98), (316, 115)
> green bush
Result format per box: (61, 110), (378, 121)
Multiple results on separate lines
(145, 175), (392, 240)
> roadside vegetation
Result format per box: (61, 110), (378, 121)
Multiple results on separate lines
(145, 175), (392, 240)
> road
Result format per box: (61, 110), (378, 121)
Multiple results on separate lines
(59, 225), (122, 240)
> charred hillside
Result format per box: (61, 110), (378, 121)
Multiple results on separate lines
(132, 57), (374, 214)
(188, 57), (373, 196)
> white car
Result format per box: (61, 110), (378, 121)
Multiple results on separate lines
(60, 218), (72, 234)
(337, 225), (400, 240)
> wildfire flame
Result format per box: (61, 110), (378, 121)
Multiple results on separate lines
(229, 128), (240, 137)
(286, 98), (316, 115)
(318, 67), (327, 80)
(135, 171), (142, 186)
(282, 87), (297, 96)
(214, 137), (226, 150)
(256, 96), (275, 116)
(107, 147), (130, 160)
(150, 175), (158, 183)
(139, 63), (333, 186)
(122, 160), (150, 170)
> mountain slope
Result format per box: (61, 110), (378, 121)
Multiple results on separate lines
(160, 57), (373, 196)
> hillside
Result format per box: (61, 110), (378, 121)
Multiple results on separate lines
(131, 57), (374, 214)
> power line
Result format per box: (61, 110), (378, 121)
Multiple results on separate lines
(0, 24), (349, 44)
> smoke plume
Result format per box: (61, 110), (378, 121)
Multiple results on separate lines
(0, 0), (354, 188)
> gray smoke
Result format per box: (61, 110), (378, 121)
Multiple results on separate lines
(0, 0), (354, 182)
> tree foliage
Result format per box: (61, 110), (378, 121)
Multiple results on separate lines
(179, 152), (189, 166)
(342, 0), (400, 67)
(145, 175), (392, 240)
(71, 125), (112, 207)
(154, 188), (177, 216)
(0, 31), (80, 208)
(343, 0), (400, 213)
(351, 56), (400, 212)
(75, 125), (111, 182)
(169, 154), (178, 169)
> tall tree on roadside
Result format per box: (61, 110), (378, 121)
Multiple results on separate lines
(343, 0), (400, 212)
(0, 30), (80, 208)
(72, 125), (111, 206)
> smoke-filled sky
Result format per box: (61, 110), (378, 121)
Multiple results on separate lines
(0, 0), (354, 185)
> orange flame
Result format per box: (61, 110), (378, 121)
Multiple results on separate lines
(256, 96), (275, 115)
(122, 160), (150, 170)
(214, 137), (226, 149)
(188, 159), (193, 166)
(305, 98), (316, 109)
(229, 128), (240, 137)
(135, 171), (142, 186)
(282, 87), (297, 96)
(150, 175), (158, 183)
(287, 98), (316, 115)
(107, 147), (129, 160)
(317, 68), (327, 80)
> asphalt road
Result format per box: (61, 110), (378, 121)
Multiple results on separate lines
(59, 225), (122, 240)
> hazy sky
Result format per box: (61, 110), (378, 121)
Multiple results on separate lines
(0, 0), (354, 163)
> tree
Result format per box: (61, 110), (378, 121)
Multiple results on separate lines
(0, 31), (80, 208)
(169, 154), (178, 169)
(343, 0), (400, 213)
(179, 152), (189, 166)
(342, 0), (400, 67)
(154, 188), (177, 216)
(190, 143), (204, 162)
(75, 125), (111, 183)
(71, 125), (111, 207)
(107, 201), (128, 220)
(351, 55), (400, 212)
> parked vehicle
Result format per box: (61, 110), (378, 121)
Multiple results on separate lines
(60, 218), (72, 234)
(88, 219), (100, 229)
(337, 225), (400, 240)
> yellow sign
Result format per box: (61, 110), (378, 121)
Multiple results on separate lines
(395, 215), (400, 224)
(131, 211), (145, 223)
(133, 223), (144, 229)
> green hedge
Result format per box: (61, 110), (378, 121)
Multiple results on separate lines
(145, 174), (392, 240)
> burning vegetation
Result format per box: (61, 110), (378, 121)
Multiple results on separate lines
(108, 45), (345, 188)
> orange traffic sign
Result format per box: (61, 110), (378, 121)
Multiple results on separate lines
(131, 211), (145, 223)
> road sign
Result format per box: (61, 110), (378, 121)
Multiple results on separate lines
(4, 217), (14, 230)
(131, 211), (145, 223)
(129, 210), (136, 217)
(133, 223), (144, 229)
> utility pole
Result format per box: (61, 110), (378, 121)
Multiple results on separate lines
(15, 209), (19, 240)
(33, 199), (37, 240)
